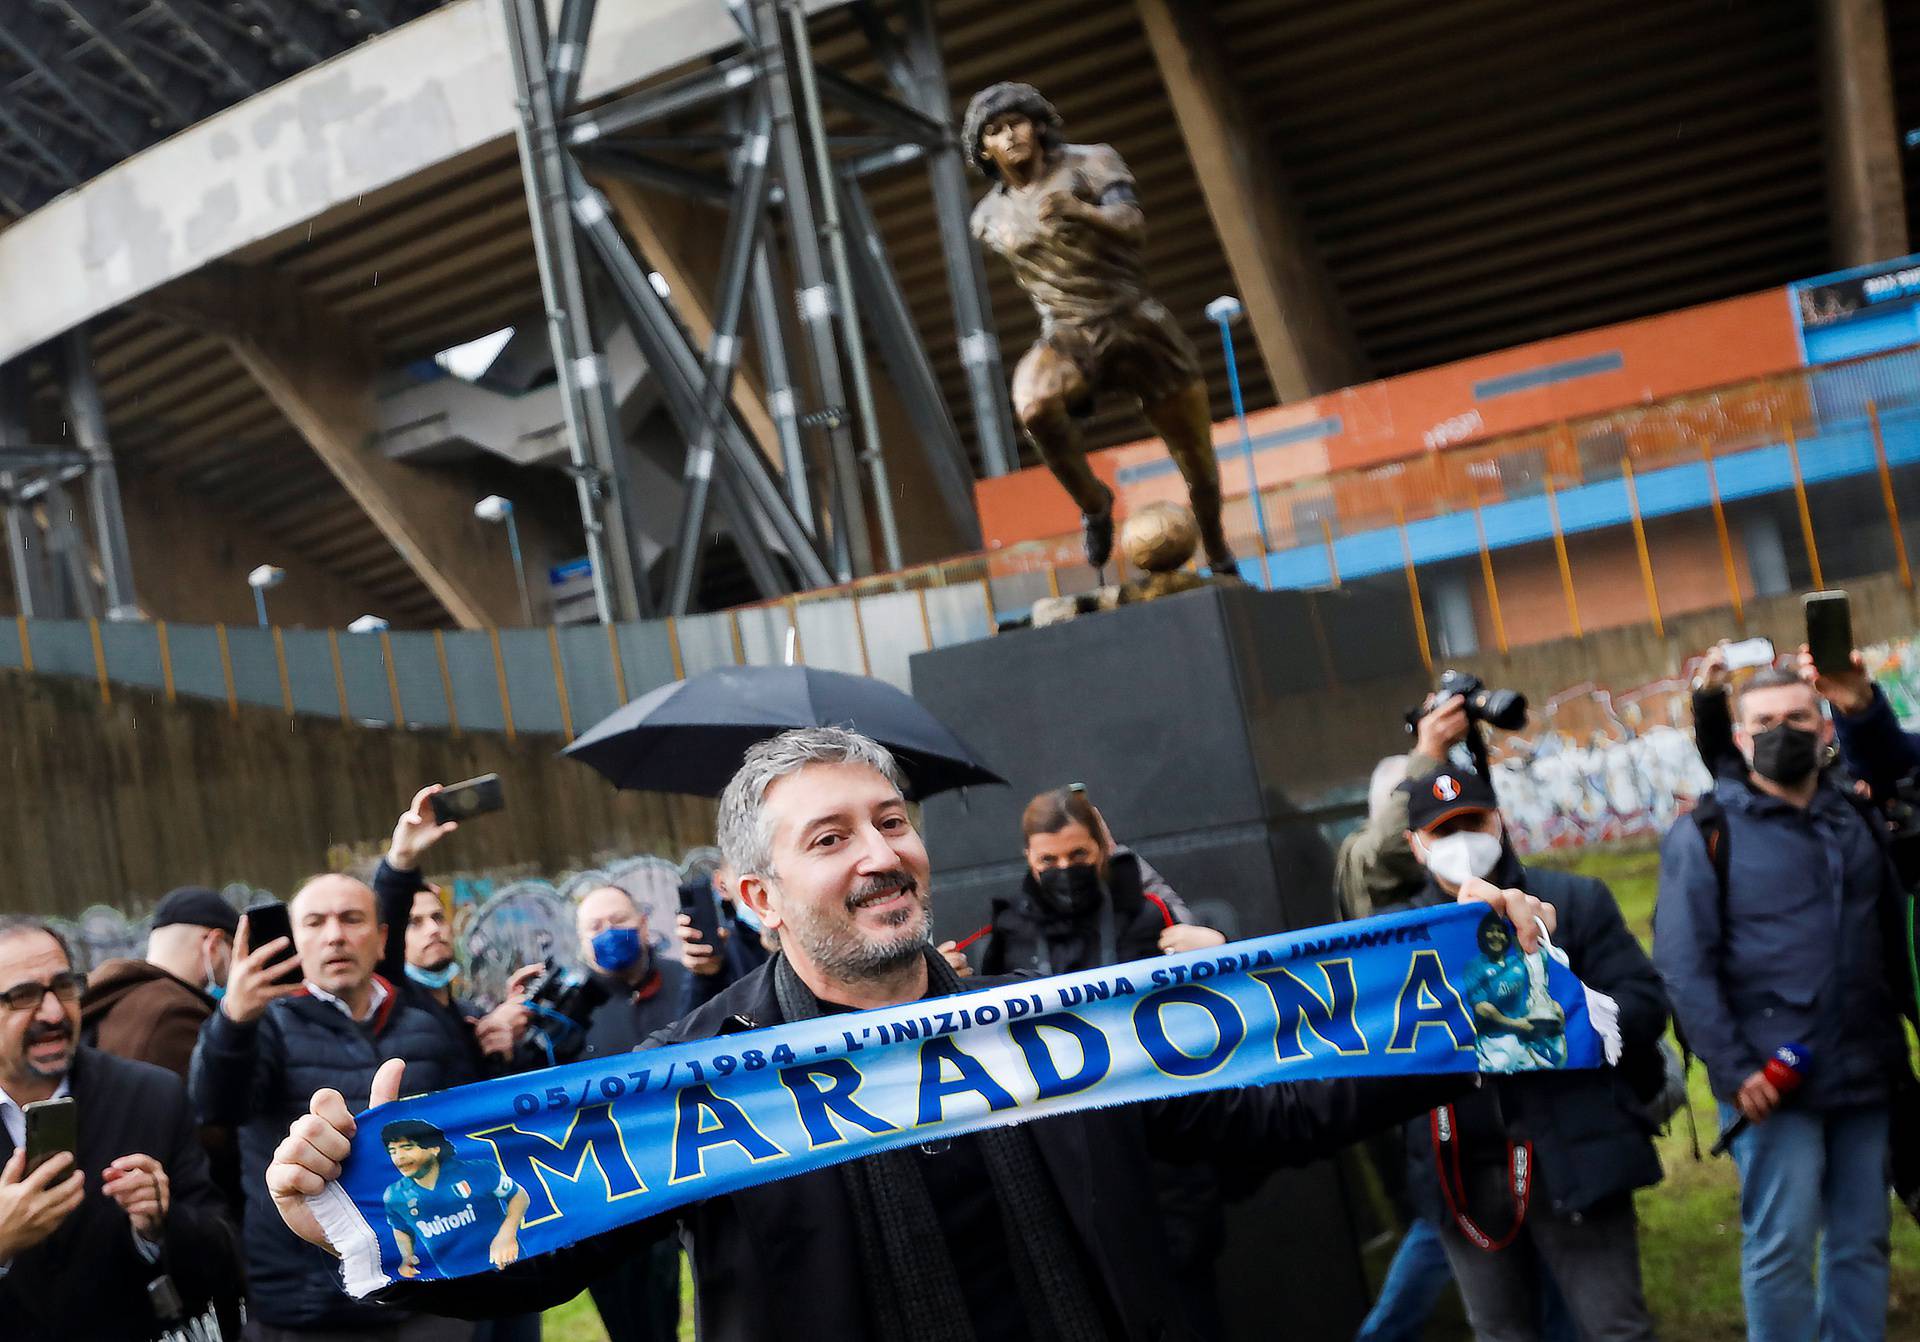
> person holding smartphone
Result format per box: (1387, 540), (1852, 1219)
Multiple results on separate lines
(0, 915), (238, 1342)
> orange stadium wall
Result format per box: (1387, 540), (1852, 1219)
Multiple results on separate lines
(976, 287), (1804, 550)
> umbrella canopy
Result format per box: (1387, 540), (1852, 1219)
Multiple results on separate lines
(562, 664), (1006, 800)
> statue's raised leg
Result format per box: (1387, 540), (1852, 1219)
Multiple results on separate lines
(1013, 343), (1115, 567)
(1143, 380), (1238, 574)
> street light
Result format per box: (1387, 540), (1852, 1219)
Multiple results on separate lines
(475, 494), (534, 625)
(347, 614), (390, 634)
(246, 564), (285, 628)
(1204, 295), (1275, 578)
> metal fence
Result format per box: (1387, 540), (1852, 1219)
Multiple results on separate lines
(0, 583), (998, 739)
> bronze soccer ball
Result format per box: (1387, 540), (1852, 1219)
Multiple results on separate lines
(1119, 502), (1200, 574)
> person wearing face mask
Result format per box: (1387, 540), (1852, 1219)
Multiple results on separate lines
(1657, 666), (1916, 1342)
(374, 786), (538, 1077)
(976, 786), (1225, 977)
(83, 885), (247, 1218)
(1389, 768), (1670, 1342)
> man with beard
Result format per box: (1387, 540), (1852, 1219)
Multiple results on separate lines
(1657, 666), (1915, 1341)
(0, 916), (237, 1341)
(267, 727), (1555, 1342)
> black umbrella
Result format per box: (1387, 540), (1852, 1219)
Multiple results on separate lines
(562, 664), (1006, 800)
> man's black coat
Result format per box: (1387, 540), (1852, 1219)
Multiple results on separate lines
(378, 956), (1461, 1341)
(0, 1046), (238, 1342)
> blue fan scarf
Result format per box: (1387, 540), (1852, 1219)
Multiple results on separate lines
(312, 900), (1618, 1295)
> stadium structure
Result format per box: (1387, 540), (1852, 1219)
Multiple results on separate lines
(0, 0), (1918, 651)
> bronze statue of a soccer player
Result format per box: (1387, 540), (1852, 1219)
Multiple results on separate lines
(966, 82), (1236, 574)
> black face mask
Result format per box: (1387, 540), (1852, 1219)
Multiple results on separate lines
(1032, 863), (1104, 919)
(1750, 723), (1822, 785)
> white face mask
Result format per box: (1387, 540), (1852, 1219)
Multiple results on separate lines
(1417, 830), (1503, 888)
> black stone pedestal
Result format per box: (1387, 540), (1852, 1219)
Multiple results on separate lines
(910, 581), (1432, 1341)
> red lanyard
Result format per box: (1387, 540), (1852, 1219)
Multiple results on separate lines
(1430, 1104), (1532, 1252)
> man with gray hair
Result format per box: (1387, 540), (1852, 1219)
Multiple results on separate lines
(268, 727), (1557, 1342)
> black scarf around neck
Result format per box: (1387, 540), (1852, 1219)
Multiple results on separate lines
(770, 947), (1108, 1342)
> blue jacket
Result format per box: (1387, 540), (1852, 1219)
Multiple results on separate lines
(1655, 776), (1908, 1110)
(188, 986), (476, 1329)
(1833, 684), (1920, 801)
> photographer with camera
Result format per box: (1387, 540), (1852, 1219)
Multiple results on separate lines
(1655, 664), (1916, 1341)
(1338, 688), (1472, 920)
(1385, 765), (1670, 1341)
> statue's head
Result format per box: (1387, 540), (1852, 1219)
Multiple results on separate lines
(963, 82), (1063, 180)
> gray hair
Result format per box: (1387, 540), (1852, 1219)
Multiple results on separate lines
(0, 915), (73, 967)
(717, 728), (907, 878)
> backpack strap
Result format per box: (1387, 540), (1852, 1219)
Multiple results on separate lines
(1690, 790), (1730, 920)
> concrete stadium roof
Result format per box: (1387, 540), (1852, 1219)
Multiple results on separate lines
(2, 0), (1914, 624)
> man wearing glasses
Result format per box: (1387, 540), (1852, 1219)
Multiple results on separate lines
(0, 914), (236, 1341)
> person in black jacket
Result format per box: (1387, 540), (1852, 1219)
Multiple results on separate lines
(1391, 767), (1669, 1342)
(189, 875), (476, 1341)
(0, 916), (238, 1342)
(265, 728), (1560, 1342)
(976, 784), (1226, 976)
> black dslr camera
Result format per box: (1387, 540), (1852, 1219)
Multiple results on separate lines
(519, 957), (608, 1066)
(1405, 669), (1529, 734)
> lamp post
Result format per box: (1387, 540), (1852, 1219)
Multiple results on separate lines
(1204, 296), (1276, 575)
(476, 494), (535, 625)
(347, 614), (390, 634)
(246, 564), (285, 628)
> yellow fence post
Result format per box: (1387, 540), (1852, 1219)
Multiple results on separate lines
(1319, 517), (1340, 588)
(1700, 442), (1745, 624)
(488, 627), (516, 741)
(665, 617), (685, 680)
(272, 626), (293, 716)
(916, 587), (935, 651)
(434, 629), (461, 735)
(1394, 503), (1433, 674)
(547, 625), (574, 742)
(981, 578), (998, 634)
(156, 620), (175, 704)
(1868, 401), (1913, 589)
(88, 619), (111, 705)
(214, 623), (239, 721)
(1468, 491), (1509, 655)
(1542, 478), (1583, 638)
(1619, 459), (1664, 638)
(850, 596), (873, 676)
(1046, 565), (1062, 599)
(728, 610), (746, 667)
(1783, 420), (1825, 590)
(607, 623), (630, 703)
(16, 615), (31, 673)
(785, 598), (806, 663)
(378, 631), (405, 726)
(327, 628), (351, 725)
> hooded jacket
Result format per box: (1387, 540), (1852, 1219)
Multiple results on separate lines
(82, 959), (215, 1081)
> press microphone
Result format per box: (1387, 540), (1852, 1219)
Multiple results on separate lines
(1710, 1042), (1808, 1157)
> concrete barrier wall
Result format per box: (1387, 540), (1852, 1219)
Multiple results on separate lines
(1, 671), (714, 919)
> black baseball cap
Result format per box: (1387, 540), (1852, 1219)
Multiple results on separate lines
(151, 886), (239, 935)
(1399, 769), (1499, 833)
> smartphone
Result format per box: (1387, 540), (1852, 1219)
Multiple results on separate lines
(679, 880), (725, 951)
(22, 1096), (76, 1175)
(1723, 636), (1775, 671)
(1804, 590), (1854, 676)
(431, 774), (505, 826)
(244, 900), (302, 984)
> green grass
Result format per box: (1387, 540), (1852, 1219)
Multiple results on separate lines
(1532, 842), (1920, 1338)
(541, 842), (1920, 1338)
